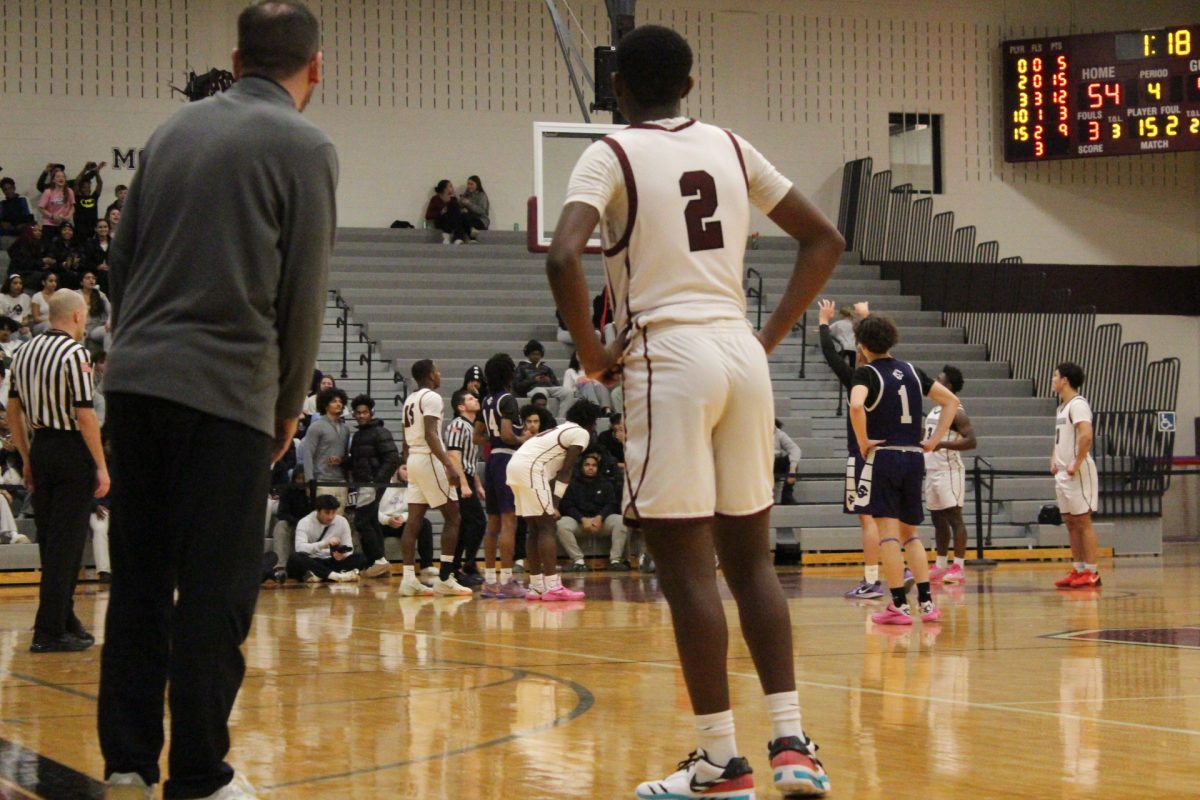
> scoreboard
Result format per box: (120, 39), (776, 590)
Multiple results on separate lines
(1002, 25), (1200, 162)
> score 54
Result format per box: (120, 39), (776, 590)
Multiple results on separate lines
(1084, 82), (1122, 108)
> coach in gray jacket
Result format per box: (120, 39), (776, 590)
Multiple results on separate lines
(97, 3), (337, 799)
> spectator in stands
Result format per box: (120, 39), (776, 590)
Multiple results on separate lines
(81, 218), (113, 290)
(378, 462), (436, 573)
(103, 207), (120, 239)
(348, 394), (401, 579)
(29, 273), (58, 334)
(521, 404), (555, 436)
(459, 175), (490, 242)
(563, 351), (613, 412)
(37, 167), (74, 240)
(0, 489), (26, 545)
(48, 223), (83, 284)
(0, 320), (22, 363)
(774, 420), (802, 505)
(556, 452), (628, 571)
(425, 179), (470, 245)
(0, 178), (35, 236)
(79, 271), (111, 353)
(269, 469), (312, 582)
(515, 339), (574, 418)
(0, 411), (24, 516)
(285, 494), (365, 583)
(6, 224), (54, 278)
(106, 184), (127, 217)
(72, 162), (105, 240)
(35, 162), (65, 193)
(0, 276), (32, 328)
(461, 364), (484, 397)
(90, 350), (107, 427)
(302, 373), (334, 417)
(91, 494), (112, 582)
(302, 386), (350, 513)
(597, 412), (625, 468)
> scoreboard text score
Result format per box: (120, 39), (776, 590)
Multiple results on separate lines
(1002, 25), (1200, 162)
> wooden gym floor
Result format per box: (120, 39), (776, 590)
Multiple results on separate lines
(0, 544), (1198, 798)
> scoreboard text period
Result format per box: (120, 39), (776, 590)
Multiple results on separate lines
(1002, 25), (1200, 162)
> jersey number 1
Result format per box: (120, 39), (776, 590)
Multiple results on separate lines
(679, 171), (724, 252)
(898, 386), (912, 424)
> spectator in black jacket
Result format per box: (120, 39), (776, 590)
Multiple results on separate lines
(269, 469), (312, 581)
(1, 178), (35, 237)
(555, 453), (629, 571)
(514, 339), (574, 419)
(348, 394), (401, 578)
(596, 413), (625, 468)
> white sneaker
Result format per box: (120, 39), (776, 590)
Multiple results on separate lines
(200, 775), (260, 799)
(104, 772), (155, 800)
(399, 576), (434, 596)
(361, 558), (391, 579)
(302, 571), (321, 584)
(441, 232), (452, 244)
(328, 569), (359, 583)
(432, 575), (473, 596)
(420, 565), (439, 576)
(635, 751), (755, 799)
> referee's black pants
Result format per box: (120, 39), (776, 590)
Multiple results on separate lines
(456, 489), (486, 572)
(30, 429), (95, 639)
(98, 394), (271, 799)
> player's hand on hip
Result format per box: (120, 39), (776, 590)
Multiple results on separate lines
(584, 333), (627, 386)
(94, 467), (111, 498)
(920, 438), (939, 453)
(860, 438), (885, 456)
(817, 298), (836, 326)
(1050, 461), (1059, 476)
(1067, 464), (1077, 477)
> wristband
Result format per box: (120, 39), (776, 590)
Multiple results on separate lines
(553, 481), (568, 498)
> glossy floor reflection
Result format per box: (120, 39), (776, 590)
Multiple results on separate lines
(1, 545), (1200, 798)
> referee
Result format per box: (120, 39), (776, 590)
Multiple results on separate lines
(8, 290), (109, 653)
(446, 388), (486, 583)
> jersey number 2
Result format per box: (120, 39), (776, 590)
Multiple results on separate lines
(679, 171), (724, 252)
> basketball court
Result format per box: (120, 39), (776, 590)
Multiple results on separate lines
(0, 546), (1197, 798)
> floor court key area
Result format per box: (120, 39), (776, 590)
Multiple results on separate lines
(0, 545), (1198, 798)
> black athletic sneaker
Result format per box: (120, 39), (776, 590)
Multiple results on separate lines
(30, 633), (92, 653)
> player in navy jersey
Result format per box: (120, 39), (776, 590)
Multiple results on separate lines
(475, 353), (530, 598)
(848, 314), (960, 626)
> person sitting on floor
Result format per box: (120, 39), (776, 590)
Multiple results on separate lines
(285, 494), (367, 583)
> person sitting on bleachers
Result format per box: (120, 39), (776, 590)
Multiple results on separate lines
(29, 272), (58, 334)
(301, 373), (334, 418)
(47, 222), (82, 284)
(563, 351), (613, 413)
(79, 217), (113, 290)
(0, 178), (35, 237)
(515, 339), (574, 419)
(458, 175), (489, 242)
(0, 276), (32, 330)
(597, 412), (625, 469)
(269, 469), (312, 582)
(285, 494), (365, 583)
(425, 179), (470, 245)
(7, 224), (54, 279)
(377, 462), (436, 575)
(773, 420), (802, 505)
(79, 271), (111, 353)
(555, 452), (629, 572)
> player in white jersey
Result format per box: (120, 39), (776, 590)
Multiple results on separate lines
(923, 366), (977, 585)
(399, 359), (472, 598)
(546, 25), (843, 800)
(1050, 362), (1102, 589)
(506, 401), (601, 602)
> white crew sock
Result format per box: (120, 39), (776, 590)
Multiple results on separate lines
(953, 557), (965, 568)
(485, 568), (497, 584)
(1084, 563), (1098, 574)
(864, 565), (879, 583)
(530, 574), (546, 593)
(500, 568), (513, 584)
(545, 573), (562, 591)
(373, 557), (388, 566)
(694, 709), (738, 766)
(935, 555), (948, 569)
(402, 565), (415, 581)
(765, 690), (804, 741)
(1073, 561), (1085, 572)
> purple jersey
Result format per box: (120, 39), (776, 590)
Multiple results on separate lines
(481, 391), (523, 452)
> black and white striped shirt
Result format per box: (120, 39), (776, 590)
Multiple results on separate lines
(444, 415), (479, 477)
(9, 329), (94, 431)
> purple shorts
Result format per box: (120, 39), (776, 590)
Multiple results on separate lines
(484, 452), (516, 515)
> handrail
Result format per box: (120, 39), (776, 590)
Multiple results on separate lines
(799, 311), (808, 379)
(745, 267), (764, 331)
(969, 455), (997, 567)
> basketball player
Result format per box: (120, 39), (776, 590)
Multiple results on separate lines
(547, 25), (843, 799)
(506, 401), (601, 602)
(476, 353), (530, 599)
(1050, 362), (1102, 589)
(398, 359), (472, 598)
(924, 366), (977, 585)
(848, 315), (959, 626)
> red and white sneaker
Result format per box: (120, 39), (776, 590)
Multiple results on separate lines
(1069, 570), (1102, 588)
(635, 751), (755, 800)
(870, 603), (913, 626)
(941, 564), (966, 584)
(928, 564), (951, 582)
(541, 585), (585, 602)
(1055, 569), (1082, 588)
(768, 735), (830, 796)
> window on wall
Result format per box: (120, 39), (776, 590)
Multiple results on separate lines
(889, 112), (943, 194)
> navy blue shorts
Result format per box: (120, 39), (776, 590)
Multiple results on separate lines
(843, 454), (866, 515)
(484, 452), (516, 515)
(856, 449), (925, 526)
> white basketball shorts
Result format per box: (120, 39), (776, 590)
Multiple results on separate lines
(406, 453), (457, 508)
(924, 467), (965, 511)
(1055, 459), (1098, 516)
(621, 320), (774, 520)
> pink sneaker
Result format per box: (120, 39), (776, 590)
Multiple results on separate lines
(919, 600), (941, 622)
(871, 602), (913, 625)
(540, 585), (585, 602)
(928, 564), (951, 582)
(496, 579), (528, 599)
(941, 564), (966, 584)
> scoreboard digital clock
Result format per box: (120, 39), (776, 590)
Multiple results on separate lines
(1002, 25), (1200, 162)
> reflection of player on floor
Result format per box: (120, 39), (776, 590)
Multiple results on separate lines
(848, 315), (959, 626)
(476, 354), (530, 598)
(547, 25), (843, 799)
(924, 365), (977, 585)
(506, 401), (601, 602)
(1050, 362), (1102, 589)
(399, 359), (473, 598)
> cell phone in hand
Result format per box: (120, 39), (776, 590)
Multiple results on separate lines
(332, 545), (353, 554)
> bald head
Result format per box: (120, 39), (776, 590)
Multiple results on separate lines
(49, 289), (85, 323)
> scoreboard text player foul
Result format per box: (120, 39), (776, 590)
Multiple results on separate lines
(1002, 24), (1200, 162)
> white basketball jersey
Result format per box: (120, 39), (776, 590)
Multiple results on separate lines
(402, 388), (444, 456)
(507, 422), (592, 484)
(1055, 394), (1094, 469)
(924, 405), (964, 473)
(564, 118), (792, 334)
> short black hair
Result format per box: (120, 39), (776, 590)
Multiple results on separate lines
(484, 352), (515, 392)
(411, 359), (435, 382)
(520, 405), (556, 432)
(1056, 362), (1085, 390)
(451, 388), (472, 413)
(351, 393), (374, 412)
(566, 399), (602, 430)
(941, 365), (964, 394)
(616, 25), (693, 108)
(523, 339), (544, 357)
(115, 184), (127, 193)
(314, 493), (340, 511)
(315, 387), (348, 414)
(609, 412), (622, 425)
(434, 179), (451, 194)
(529, 394), (548, 408)
(0, 177), (15, 189)
(855, 314), (899, 355)
(237, 1), (320, 81)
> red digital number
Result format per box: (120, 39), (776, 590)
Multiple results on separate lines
(1056, 55), (1068, 71)
(1034, 91), (1044, 106)
(1038, 109), (1045, 121)
(1087, 121), (1100, 142)
(1104, 83), (1122, 104)
(1034, 125), (1044, 141)
(1059, 105), (1069, 121)
(1032, 57), (1043, 72)
(1033, 74), (1044, 89)
(1087, 82), (1103, 109)
(1053, 89), (1067, 105)
(1035, 141), (1045, 157)
(1059, 123), (1069, 137)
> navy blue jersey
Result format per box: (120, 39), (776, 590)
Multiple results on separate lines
(852, 358), (933, 446)
(481, 391), (523, 451)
